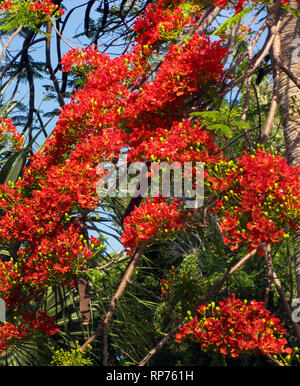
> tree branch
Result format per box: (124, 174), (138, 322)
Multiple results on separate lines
(138, 248), (258, 366)
(80, 247), (145, 357)
(76, 212), (91, 326)
(1, 24), (23, 58)
(221, 15), (282, 99)
(260, 25), (281, 144)
(46, 22), (65, 108)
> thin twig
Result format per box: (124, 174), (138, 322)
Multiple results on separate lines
(51, 17), (75, 49)
(138, 326), (179, 366)
(83, 251), (124, 271)
(191, 6), (222, 37)
(225, 19), (268, 81)
(221, 16), (282, 98)
(198, 248), (258, 305)
(225, 18), (241, 54)
(46, 22), (65, 107)
(263, 244), (300, 344)
(122, 350), (139, 365)
(1, 24), (23, 58)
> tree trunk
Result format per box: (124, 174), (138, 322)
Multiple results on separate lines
(274, 0), (300, 297)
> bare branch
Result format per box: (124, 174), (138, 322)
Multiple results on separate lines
(138, 325), (179, 366)
(221, 15), (282, 98)
(260, 25), (281, 144)
(225, 19), (268, 81)
(89, 251), (124, 271)
(80, 247), (145, 355)
(122, 350), (139, 365)
(46, 22), (65, 108)
(1, 24), (23, 57)
(51, 17), (74, 50)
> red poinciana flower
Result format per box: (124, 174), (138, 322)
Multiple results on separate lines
(176, 294), (292, 358)
(0, 311), (58, 354)
(208, 149), (300, 253)
(0, 117), (24, 151)
(0, 0), (12, 11)
(29, 0), (64, 17)
(121, 197), (186, 254)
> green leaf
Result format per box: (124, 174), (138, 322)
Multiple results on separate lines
(231, 120), (250, 130)
(191, 111), (217, 119)
(207, 124), (232, 138)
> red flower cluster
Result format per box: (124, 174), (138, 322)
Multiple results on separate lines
(128, 118), (220, 165)
(133, 0), (195, 49)
(0, 0), (64, 16)
(59, 45), (108, 73)
(214, 0), (300, 14)
(176, 294), (292, 358)
(208, 149), (300, 253)
(0, 0), (228, 351)
(121, 197), (186, 255)
(0, 311), (58, 354)
(0, 0), (299, 356)
(213, 0), (249, 15)
(29, 0), (65, 17)
(0, 0), (12, 11)
(0, 117), (24, 151)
